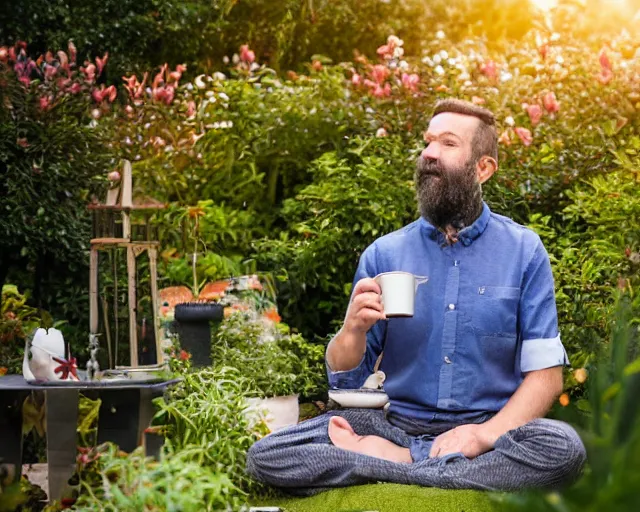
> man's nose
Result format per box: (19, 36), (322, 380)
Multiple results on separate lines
(421, 144), (438, 161)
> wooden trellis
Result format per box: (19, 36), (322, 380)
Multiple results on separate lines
(88, 160), (165, 368)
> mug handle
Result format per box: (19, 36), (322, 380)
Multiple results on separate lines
(414, 275), (429, 291)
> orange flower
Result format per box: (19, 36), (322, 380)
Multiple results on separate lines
(526, 104), (542, 126)
(0, 367), (7, 376)
(179, 349), (191, 361)
(472, 96), (485, 105)
(187, 206), (206, 218)
(559, 393), (570, 407)
(264, 308), (281, 323)
(498, 130), (512, 146)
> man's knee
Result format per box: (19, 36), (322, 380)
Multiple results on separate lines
(516, 418), (586, 483)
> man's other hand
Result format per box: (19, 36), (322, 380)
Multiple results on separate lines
(429, 423), (495, 459)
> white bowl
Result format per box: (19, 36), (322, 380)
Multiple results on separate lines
(328, 389), (389, 409)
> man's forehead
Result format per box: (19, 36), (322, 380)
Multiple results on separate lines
(425, 112), (479, 139)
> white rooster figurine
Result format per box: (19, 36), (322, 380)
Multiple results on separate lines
(23, 327), (79, 382)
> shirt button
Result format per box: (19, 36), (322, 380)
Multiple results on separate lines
(444, 356), (452, 364)
(448, 303), (456, 310)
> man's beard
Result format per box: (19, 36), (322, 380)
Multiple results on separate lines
(415, 156), (483, 234)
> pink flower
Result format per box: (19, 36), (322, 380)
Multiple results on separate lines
(57, 51), (69, 71)
(68, 83), (81, 94)
(108, 171), (121, 182)
(363, 78), (377, 89)
(514, 127), (533, 146)
(538, 43), (549, 61)
(471, 96), (485, 105)
(240, 44), (256, 64)
(169, 64), (187, 83)
(401, 73), (419, 92)
(371, 64), (390, 85)
(81, 63), (96, 83)
(526, 104), (542, 126)
(597, 48), (614, 84)
(43, 64), (57, 80)
(599, 48), (612, 71)
(152, 85), (175, 105)
(0, 47), (8, 62)
(17, 138), (29, 148)
(96, 52), (108, 76)
(92, 84), (117, 103)
(39, 95), (51, 111)
(372, 83), (391, 98)
(186, 100), (196, 117)
(377, 44), (391, 57)
(351, 73), (362, 86)
(153, 64), (168, 88)
(123, 72), (147, 99)
(498, 130), (512, 146)
(312, 60), (323, 71)
(542, 91), (560, 114)
(68, 42), (77, 64)
(480, 60), (498, 80)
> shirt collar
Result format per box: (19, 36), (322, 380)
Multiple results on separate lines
(419, 201), (491, 246)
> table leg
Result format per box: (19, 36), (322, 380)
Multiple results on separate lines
(96, 389), (141, 452)
(0, 391), (27, 487)
(45, 389), (79, 502)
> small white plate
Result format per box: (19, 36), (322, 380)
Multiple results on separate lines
(328, 389), (389, 409)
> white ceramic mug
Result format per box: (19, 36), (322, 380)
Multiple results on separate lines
(374, 271), (429, 317)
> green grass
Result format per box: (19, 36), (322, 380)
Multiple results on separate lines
(255, 483), (496, 512)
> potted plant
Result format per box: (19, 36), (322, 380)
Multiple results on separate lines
(211, 309), (327, 432)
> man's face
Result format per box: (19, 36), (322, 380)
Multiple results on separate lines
(415, 112), (483, 229)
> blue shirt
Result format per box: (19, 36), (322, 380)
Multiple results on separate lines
(327, 202), (569, 423)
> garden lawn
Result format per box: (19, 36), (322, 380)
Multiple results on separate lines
(255, 484), (496, 512)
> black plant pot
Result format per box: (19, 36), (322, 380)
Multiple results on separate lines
(174, 302), (224, 367)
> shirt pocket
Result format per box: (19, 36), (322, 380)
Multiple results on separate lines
(471, 286), (520, 336)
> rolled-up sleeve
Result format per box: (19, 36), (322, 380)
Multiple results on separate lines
(327, 244), (386, 389)
(519, 239), (569, 373)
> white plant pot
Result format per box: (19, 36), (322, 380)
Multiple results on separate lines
(245, 394), (299, 432)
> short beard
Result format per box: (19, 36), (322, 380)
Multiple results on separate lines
(414, 156), (483, 237)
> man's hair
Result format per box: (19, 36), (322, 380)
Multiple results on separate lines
(431, 98), (498, 164)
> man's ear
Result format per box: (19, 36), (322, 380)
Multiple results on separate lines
(476, 156), (497, 184)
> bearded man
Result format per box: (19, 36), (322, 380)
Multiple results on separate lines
(246, 99), (586, 495)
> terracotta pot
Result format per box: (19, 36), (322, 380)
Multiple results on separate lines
(245, 394), (299, 432)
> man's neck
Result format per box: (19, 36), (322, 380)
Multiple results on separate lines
(434, 200), (484, 245)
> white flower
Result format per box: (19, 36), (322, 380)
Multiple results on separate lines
(91, 109), (101, 119)
(250, 62), (260, 71)
(205, 90), (215, 98)
(550, 32), (560, 41)
(213, 122), (220, 129)
(436, 30), (446, 39)
(434, 65), (445, 75)
(164, 145), (174, 152)
(439, 50), (448, 60)
(433, 54), (442, 64)
(144, 123), (151, 129)
(219, 92), (230, 102)
(227, 120), (233, 128)
(448, 58), (456, 66)
(194, 75), (207, 89)
(422, 56), (434, 66)
(555, 55), (564, 65)
(458, 71), (470, 81)
(399, 60), (409, 70)
(505, 116), (515, 126)
(393, 47), (405, 58)
(223, 56), (230, 64)
(388, 35), (403, 47)
(500, 71), (513, 82)
(232, 54), (240, 64)
(376, 127), (388, 137)
(213, 72), (227, 81)
(186, 83), (193, 91)
(464, 80), (472, 87)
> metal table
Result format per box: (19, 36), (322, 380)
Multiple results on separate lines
(0, 375), (179, 501)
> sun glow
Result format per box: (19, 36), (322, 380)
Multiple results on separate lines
(530, 0), (558, 11)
